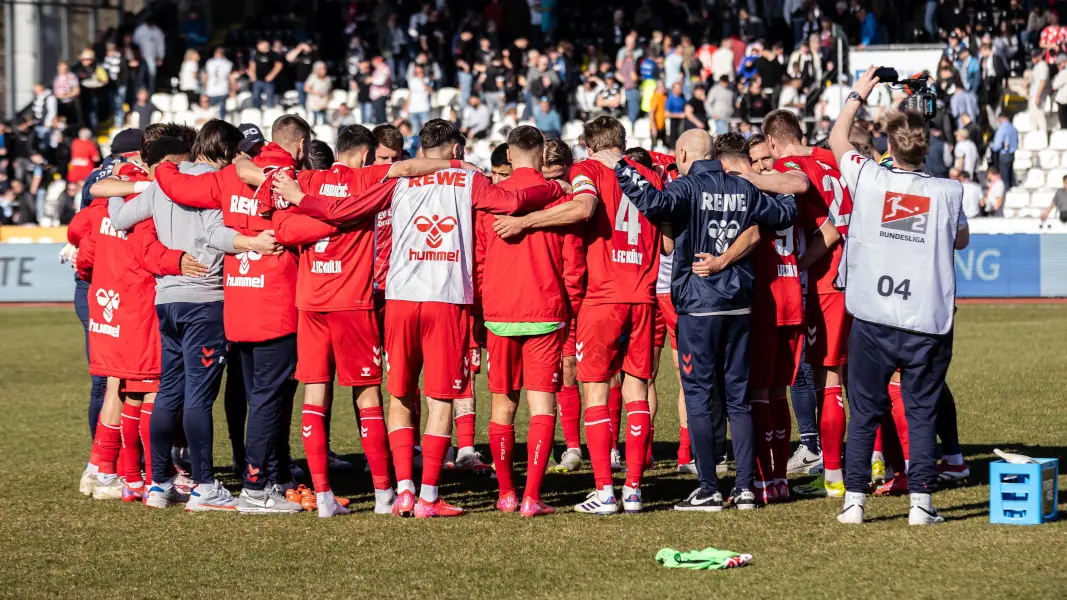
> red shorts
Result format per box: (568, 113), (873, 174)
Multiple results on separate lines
(469, 315), (484, 374)
(384, 300), (471, 400)
(576, 303), (655, 381)
(486, 328), (565, 394)
(296, 310), (383, 386)
(804, 292), (851, 367)
(121, 378), (159, 393)
(562, 318), (577, 358)
(654, 293), (678, 350)
(749, 321), (803, 389)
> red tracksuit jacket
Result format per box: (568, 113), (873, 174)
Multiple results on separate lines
(474, 167), (585, 323)
(154, 144), (300, 342)
(272, 162), (392, 312)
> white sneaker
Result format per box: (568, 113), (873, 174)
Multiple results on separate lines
(786, 445), (823, 475)
(554, 447), (583, 472)
(316, 491), (350, 518)
(837, 491), (867, 524)
(186, 480), (238, 512)
(610, 448), (625, 471)
(91, 475), (123, 500)
(145, 483), (185, 509)
(374, 488), (397, 514)
(622, 485), (643, 513)
(676, 461), (698, 475)
(574, 490), (618, 515)
(909, 493), (945, 525)
(79, 466), (97, 496)
(237, 485), (304, 514)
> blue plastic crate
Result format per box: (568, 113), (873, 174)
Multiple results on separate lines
(989, 458), (1059, 525)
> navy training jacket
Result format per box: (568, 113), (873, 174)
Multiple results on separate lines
(615, 158), (796, 315)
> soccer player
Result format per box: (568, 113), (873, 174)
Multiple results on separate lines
(492, 116), (661, 514)
(540, 139), (587, 474)
(76, 132), (199, 502)
(475, 127), (583, 517)
(762, 109), (854, 498)
(270, 119), (567, 518)
(153, 115), (313, 513)
(103, 121), (285, 510)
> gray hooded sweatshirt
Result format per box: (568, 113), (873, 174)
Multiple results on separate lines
(109, 161), (240, 305)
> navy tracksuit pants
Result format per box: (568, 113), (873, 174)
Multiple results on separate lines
(677, 313), (754, 494)
(224, 353), (247, 468)
(845, 318), (953, 495)
(151, 302), (228, 485)
(74, 276), (106, 437)
(237, 334), (297, 491)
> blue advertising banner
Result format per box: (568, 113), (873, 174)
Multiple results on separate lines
(0, 243), (76, 302)
(954, 235), (1042, 298)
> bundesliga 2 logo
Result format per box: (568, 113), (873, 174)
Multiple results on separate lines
(707, 219), (741, 254)
(880, 192), (930, 242)
(414, 214), (457, 249)
(236, 250), (262, 275)
(95, 289), (120, 322)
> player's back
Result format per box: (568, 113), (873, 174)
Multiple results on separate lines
(753, 223), (803, 326)
(573, 159), (662, 305)
(386, 169), (478, 305)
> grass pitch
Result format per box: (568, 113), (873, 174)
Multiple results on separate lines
(0, 304), (1065, 599)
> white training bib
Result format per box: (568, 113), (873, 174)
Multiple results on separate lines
(385, 169), (477, 304)
(839, 151), (963, 335)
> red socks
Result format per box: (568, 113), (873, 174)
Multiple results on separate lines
(819, 385), (846, 471)
(525, 414), (555, 502)
(120, 402), (143, 485)
(677, 426), (692, 466)
(489, 422), (516, 497)
(301, 404), (329, 492)
(557, 385), (582, 448)
(388, 426), (415, 485)
(584, 405), (613, 489)
(358, 406), (391, 491)
(751, 398), (773, 482)
(888, 382), (910, 460)
(623, 400), (651, 488)
(90, 420), (121, 475)
(455, 412), (476, 449)
(420, 433), (450, 488)
(608, 386), (623, 447)
(881, 410), (907, 471)
(769, 396), (792, 481)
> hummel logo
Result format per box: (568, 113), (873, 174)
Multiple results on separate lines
(246, 465), (260, 483)
(575, 341), (585, 362)
(630, 424), (642, 437)
(681, 353), (693, 375)
(362, 367), (371, 377)
(453, 379), (463, 390)
(302, 425), (312, 438)
(95, 289), (121, 323)
(360, 425), (369, 437)
(806, 326), (817, 346)
(836, 394), (844, 408)
(373, 355), (382, 366)
(384, 351), (390, 373)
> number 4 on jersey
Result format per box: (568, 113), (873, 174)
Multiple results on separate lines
(615, 194), (641, 246)
(877, 275), (911, 300)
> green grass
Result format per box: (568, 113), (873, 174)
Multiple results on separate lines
(1, 304), (1066, 599)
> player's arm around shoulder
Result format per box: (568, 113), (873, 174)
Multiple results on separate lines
(615, 160), (689, 221)
(751, 184), (798, 231)
(155, 161), (224, 209)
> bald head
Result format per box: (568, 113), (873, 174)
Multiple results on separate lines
(675, 130), (712, 176)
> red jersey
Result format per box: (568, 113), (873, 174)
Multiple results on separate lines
(272, 162), (391, 312)
(570, 159), (663, 305)
(753, 225), (803, 326)
(67, 139), (101, 183)
(372, 207), (392, 293)
(79, 189), (183, 380)
(475, 167), (584, 323)
(154, 144), (300, 342)
(774, 147), (851, 295)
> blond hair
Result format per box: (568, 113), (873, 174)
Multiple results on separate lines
(886, 110), (930, 167)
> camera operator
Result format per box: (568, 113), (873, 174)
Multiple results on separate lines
(829, 67), (970, 527)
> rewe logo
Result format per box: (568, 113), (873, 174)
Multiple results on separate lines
(707, 220), (741, 254)
(236, 251), (262, 275)
(881, 192), (930, 236)
(95, 289), (121, 323)
(414, 214), (457, 249)
(575, 341), (585, 362)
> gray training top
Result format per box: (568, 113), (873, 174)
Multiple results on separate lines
(108, 161), (239, 305)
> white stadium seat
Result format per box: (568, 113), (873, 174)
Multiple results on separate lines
(225, 96), (239, 113)
(1030, 190), (1055, 208)
(1023, 131), (1048, 151)
(1013, 111), (1033, 133)
(262, 107), (284, 128)
(1003, 207), (1018, 218)
(172, 111), (195, 125)
(1050, 130), (1067, 150)
(1005, 190), (1032, 209)
(286, 106), (307, 120)
(1022, 168), (1045, 189)
(327, 90), (348, 111)
(1014, 150), (1033, 170)
(149, 110), (164, 125)
(239, 108), (263, 127)
(619, 117), (633, 138)
(1047, 168), (1067, 188)
(151, 93), (173, 113)
(313, 124), (336, 145)
(236, 91), (254, 110)
(1038, 149), (1060, 169)
(633, 117), (651, 139)
(434, 87), (459, 109)
(561, 120), (584, 142)
(170, 94), (190, 112)
(1017, 207), (1043, 218)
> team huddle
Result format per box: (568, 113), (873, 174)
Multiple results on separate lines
(68, 108), (970, 519)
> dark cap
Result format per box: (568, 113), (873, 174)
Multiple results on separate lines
(238, 123), (266, 154)
(111, 128), (144, 154)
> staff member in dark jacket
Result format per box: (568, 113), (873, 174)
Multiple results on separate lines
(603, 129), (798, 511)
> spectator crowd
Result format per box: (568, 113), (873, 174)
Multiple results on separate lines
(6, 0), (1067, 226)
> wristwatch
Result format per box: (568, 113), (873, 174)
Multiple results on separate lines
(847, 91), (864, 103)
